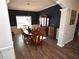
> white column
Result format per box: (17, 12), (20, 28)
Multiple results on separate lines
(0, 0), (15, 59)
(57, 8), (78, 47)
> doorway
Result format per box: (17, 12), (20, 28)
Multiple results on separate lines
(75, 14), (79, 37)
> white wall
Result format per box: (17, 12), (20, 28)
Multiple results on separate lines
(58, 0), (79, 11)
(57, 8), (78, 47)
(0, 52), (2, 59)
(56, 0), (79, 47)
(0, 0), (12, 49)
(0, 0), (15, 59)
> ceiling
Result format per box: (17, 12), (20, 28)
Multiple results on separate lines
(8, 0), (57, 12)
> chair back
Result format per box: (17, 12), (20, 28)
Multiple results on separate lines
(32, 28), (43, 46)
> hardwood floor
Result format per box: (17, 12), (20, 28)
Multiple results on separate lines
(13, 34), (79, 59)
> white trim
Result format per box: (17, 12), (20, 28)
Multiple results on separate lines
(0, 45), (13, 52)
(60, 8), (69, 11)
(38, 4), (57, 11)
(57, 43), (65, 47)
(57, 38), (73, 47)
(8, 4), (57, 12)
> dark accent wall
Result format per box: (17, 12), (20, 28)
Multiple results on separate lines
(8, 4), (62, 28)
(39, 4), (62, 28)
(8, 10), (39, 26)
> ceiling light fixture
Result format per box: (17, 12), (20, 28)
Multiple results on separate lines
(26, 0), (30, 16)
(56, 0), (60, 4)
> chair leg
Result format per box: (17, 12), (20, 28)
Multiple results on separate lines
(22, 34), (24, 40)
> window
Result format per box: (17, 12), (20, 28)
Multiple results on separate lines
(16, 16), (31, 29)
(39, 16), (49, 26)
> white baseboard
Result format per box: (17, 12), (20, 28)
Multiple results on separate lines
(57, 43), (65, 47)
(57, 38), (73, 47)
(0, 45), (15, 59)
(0, 45), (13, 52)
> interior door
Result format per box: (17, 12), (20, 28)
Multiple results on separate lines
(75, 14), (79, 36)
